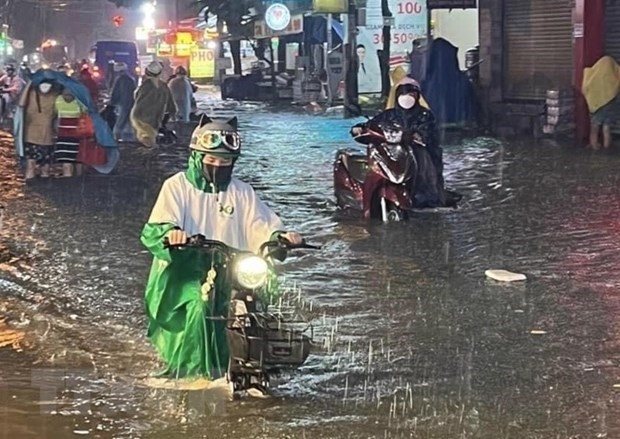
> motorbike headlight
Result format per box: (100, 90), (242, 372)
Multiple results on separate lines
(235, 255), (269, 290)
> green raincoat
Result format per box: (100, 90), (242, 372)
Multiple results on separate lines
(141, 152), (284, 378)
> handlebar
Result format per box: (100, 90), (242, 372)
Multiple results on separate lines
(353, 125), (428, 147)
(163, 234), (321, 257)
(259, 237), (321, 254)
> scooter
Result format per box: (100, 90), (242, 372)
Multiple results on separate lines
(334, 121), (418, 222)
(165, 234), (319, 397)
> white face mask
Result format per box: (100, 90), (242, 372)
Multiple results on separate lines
(39, 83), (52, 94)
(397, 94), (417, 110)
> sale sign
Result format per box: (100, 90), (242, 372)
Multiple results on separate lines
(356, 0), (428, 93)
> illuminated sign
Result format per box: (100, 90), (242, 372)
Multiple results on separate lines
(175, 31), (194, 57)
(313, 0), (348, 13)
(265, 3), (291, 31)
(157, 42), (173, 56)
(190, 49), (215, 78)
(254, 14), (303, 38)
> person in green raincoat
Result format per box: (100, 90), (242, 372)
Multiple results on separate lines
(140, 116), (303, 379)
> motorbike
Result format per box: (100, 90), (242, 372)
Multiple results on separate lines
(334, 121), (419, 222)
(0, 88), (15, 127)
(164, 234), (319, 397)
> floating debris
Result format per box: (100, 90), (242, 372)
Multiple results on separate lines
(485, 269), (527, 282)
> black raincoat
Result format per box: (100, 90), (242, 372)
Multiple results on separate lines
(356, 104), (460, 208)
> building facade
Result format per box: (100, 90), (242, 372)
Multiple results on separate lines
(478, 0), (618, 141)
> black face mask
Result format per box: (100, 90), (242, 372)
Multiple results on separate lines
(202, 164), (233, 187)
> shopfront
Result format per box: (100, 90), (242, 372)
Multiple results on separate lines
(605, 0), (620, 60)
(502, 0), (574, 100)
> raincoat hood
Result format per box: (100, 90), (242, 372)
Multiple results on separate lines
(386, 67), (430, 110)
(185, 150), (233, 193)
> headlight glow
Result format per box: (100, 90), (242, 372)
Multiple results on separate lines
(235, 255), (268, 289)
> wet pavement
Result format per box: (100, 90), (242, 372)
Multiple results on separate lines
(0, 98), (619, 438)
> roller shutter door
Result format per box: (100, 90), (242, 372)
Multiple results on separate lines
(606, 0), (620, 60)
(503, 0), (573, 100)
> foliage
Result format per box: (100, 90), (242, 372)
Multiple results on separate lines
(193, 0), (262, 36)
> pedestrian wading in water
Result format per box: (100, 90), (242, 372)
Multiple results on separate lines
(20, 80), (58, 180)
(131, 61), (176, 148)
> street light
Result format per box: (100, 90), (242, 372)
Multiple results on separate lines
(141, 2), (156, 30)
(141, 2), (155, 15)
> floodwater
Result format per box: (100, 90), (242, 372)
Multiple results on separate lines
(1, 99), (619, 438)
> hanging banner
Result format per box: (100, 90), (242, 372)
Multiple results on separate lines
(357, 0), (428, 93)
(427, 0), (476, 8)
(189, 49), (215, 78)
(313, 0), (349, 13)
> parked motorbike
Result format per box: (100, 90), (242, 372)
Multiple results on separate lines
(164, 234), (319, 397)
(334, 121), (418, 222)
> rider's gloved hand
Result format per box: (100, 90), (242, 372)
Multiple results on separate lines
(166, 229), (187, 245)
(281, 231), (303, 245)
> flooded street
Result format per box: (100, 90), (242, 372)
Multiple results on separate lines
(1, 99), (620, 438)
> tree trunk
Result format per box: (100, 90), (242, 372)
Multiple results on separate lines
(229, 39), (242, 75)
(379, 0), (392, 99)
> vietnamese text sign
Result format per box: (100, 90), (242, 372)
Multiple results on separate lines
(427, 0), (476, 8)
(190, 49), (215, 78)
(357, 0), (428, 93)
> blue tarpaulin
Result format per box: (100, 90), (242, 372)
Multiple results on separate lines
(14, 69), (119, 174)
(421, 38), (475, 126)
(301, 16), (344, 45)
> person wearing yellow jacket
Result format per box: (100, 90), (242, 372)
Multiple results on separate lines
(582, 56), (620, 149)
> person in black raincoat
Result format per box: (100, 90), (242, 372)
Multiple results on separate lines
(351, 77), (460, 208)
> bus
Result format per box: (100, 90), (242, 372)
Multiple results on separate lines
(89, 40), (140, 84)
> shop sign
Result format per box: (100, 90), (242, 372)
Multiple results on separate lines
(313, 0), (349, 13)
(427, 0), (476, 8)
(357, 0), (427, 93)
(175, 31), (194, 57)
(190, 49), (215, 78)
(176, 44), (194, 57)
(254, 14), (303, 38)
(265, 3), (291, 31)
(157, 42), (173, 56)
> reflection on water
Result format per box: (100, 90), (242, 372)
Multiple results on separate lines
(1, 104), (619, 438)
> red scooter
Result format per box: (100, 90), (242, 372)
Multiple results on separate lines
(334, 122), (418, 222)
